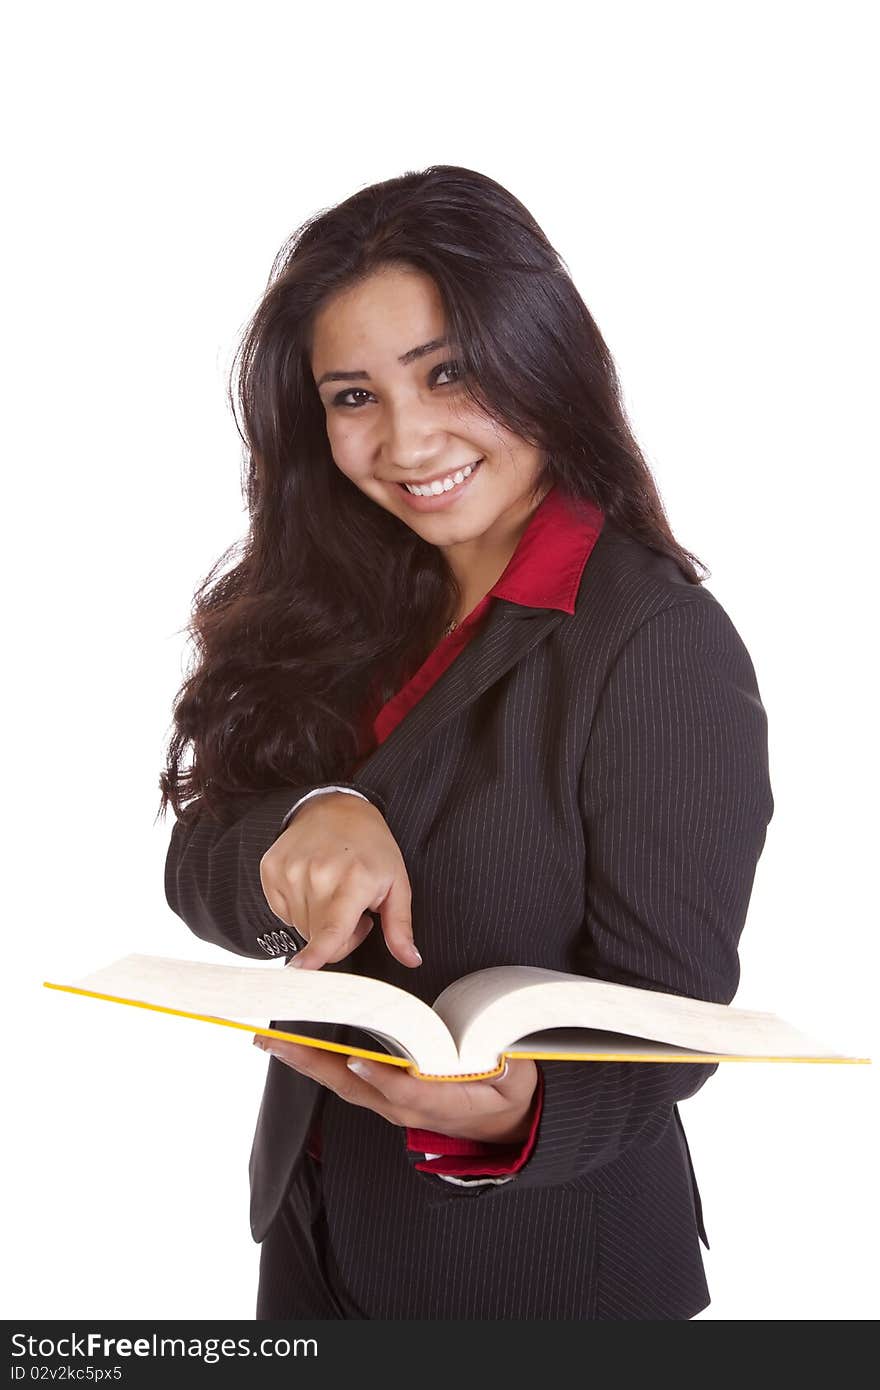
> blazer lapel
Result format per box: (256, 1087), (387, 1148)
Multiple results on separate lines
(264, 601), (569, 1211)
(354, 600), (567, 784)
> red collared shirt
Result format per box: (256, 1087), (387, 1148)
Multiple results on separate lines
(310, 480), (605, 1177)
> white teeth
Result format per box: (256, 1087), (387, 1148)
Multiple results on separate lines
(404, 460), (479, 496)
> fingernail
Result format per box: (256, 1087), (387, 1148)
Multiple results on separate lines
(347, 1058), (370, 1077)
(253, 1036), (266, 1049)
(289, 955), (304, 969)
(409, 945), (422, 965)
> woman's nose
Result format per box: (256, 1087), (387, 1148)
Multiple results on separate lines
(381, 403), (448, 466)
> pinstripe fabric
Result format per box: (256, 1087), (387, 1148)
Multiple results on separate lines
(164, 515), (773, 1319)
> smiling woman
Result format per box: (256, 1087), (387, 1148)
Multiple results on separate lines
(159, 164), (773, 1321)
(309, 266), (552, 602)
(157, 166), (706, 829)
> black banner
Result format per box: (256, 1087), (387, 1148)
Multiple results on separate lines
(3, 1321), (635, 1383)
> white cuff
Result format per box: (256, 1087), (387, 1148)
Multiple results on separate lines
(280, 786), (370, 831)
(421, 1155), (515, 1187)
(434, 1173), (515, 1186)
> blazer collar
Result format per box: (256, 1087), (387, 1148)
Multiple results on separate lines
(357, 486), (606, 786)
(357, 601), (566, 787)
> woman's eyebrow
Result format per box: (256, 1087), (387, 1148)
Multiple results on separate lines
(315, 337), (450, 387)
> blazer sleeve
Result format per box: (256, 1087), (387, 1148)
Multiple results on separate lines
(421, 592), (774, 1200)
(164, 781), (388, 959)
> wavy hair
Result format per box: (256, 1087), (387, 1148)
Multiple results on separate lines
(157, 164), (708, 828)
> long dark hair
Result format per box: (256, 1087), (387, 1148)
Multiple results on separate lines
(157, 164), (708, 829)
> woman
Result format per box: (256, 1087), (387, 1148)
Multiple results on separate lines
(160, 165), (774, 1320)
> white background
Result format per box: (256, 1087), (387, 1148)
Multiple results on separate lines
(3, 0), (877, 1322)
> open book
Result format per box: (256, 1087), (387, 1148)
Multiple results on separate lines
(44, 953), (869, 1080)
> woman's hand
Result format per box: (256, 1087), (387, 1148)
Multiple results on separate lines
(253, 1037), (539, 1145)
(259, 792), (420, 971)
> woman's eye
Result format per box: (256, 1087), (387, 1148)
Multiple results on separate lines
(332, 360), (464, 409)
(434, 359), (464, 386)
(332, 387), (372, 409)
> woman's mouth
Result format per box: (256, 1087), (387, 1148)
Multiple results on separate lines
(395, 459), (483, 512)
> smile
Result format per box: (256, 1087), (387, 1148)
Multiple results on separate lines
(395, 459), (483, 512)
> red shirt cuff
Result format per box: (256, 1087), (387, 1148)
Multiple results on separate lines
(408, 1068), (544, 1177)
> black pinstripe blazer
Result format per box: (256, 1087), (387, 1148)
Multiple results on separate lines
(164, 516), (773, 1319)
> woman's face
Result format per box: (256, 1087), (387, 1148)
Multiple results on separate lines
(309, 264), (549, 558)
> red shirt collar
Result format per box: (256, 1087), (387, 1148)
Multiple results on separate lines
(363, 484), (605, 753)
(489, 481), (605, 614)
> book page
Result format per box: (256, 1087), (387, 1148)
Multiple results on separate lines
(432, 966), (852, 1072)
(503, 1028), (832, 1062)
(62, 954), (461, 1074)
